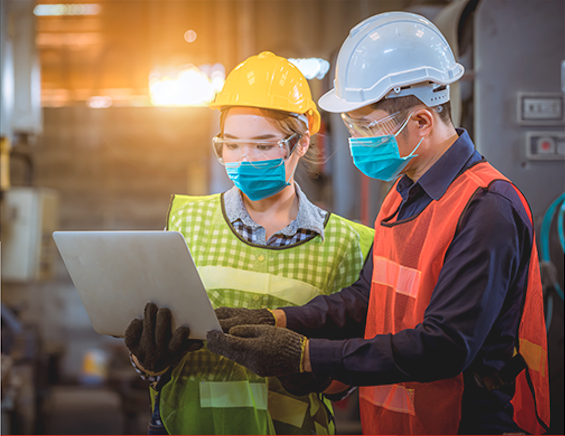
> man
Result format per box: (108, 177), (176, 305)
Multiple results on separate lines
(206, 12), (550, 435)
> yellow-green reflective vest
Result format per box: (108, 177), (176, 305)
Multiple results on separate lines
(152, 193), (373, 435)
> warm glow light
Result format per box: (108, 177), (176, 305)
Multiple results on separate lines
(184, 30), (197, 43)
(36, 32), (101, 48)
(210, 64), (226, 93)
(88, 96), (112, 108)
(34, 4), (101, 16)
(149, 65), (225, 107)
(288, 58), (330, 80)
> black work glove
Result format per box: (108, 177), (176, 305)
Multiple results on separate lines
(206, 324), (305, 377)
(278, 372), (332, 397)
(215, 307), (276, 333)
(125, 302), (203, 373)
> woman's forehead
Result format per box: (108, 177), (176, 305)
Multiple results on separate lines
(224, 108), (284, 135)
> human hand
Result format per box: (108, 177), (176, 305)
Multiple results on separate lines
(206, 324), (305, 377)
(125, 302), (203, 373)
(215, 307), (276, 333)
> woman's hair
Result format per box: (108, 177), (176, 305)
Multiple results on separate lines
(219, 107), (321, 173)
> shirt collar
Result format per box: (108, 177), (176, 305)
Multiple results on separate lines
(223, 183), (327, 240)
(397, 128), (475, 201)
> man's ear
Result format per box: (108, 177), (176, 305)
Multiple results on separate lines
(410, 107), (434, 137)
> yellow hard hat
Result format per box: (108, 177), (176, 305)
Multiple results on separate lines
(210, 51), (321, 134)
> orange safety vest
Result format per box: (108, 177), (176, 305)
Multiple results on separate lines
(359, 162), (550, 435)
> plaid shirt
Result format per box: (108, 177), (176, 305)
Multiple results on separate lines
(224, 183), (327, 245)
(132, 184), (327, 382)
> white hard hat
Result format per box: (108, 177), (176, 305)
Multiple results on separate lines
(319, 11), (465, 113)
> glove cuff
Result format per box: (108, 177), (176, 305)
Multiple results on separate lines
(279, 332), (306, 375)
(131, 353), (171, 376)
(299, 337), (307, 373)
(264, 308), (278, 326)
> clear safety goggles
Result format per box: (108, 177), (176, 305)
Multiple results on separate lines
(212, 133), (301, 168)
(341, 110), (410, 138)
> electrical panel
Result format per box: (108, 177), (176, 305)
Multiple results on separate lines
(474, 0), (565, 219)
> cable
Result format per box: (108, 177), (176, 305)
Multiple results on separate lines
(545, 293), (553, 333)
(540, 192), (565, 301)
(558, 199), (565, 254)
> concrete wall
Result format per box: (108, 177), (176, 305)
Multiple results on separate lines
(35, 106), (214, 230)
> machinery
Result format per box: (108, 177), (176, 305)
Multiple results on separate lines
(1, 0), (50, 281)
(471, 3), (564, 433)
(1, 1), (56, 433)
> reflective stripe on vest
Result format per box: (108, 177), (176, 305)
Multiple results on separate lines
(373, 256), (422, 299)
(360, 162), (549, 435)
(198, 265), (323, 306)
(199, 381), (268, 409)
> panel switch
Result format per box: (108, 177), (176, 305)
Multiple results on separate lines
(526, 131), (565, 160)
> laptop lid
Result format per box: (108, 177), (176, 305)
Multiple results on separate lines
(53, 230), (221, 339)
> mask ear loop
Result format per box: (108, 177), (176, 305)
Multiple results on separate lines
(284, 132), (306, 184)
(406, 136), (425, 159)
(285, 162), (299, 185)
(395, 112), (426, 159)
(393, 112), (412, 138)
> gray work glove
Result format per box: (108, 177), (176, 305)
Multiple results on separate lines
(278, 372), (332, 397)
(125, 302), (203, 373)
(215, 307), (276, 333)
(206, 324), (305, 377)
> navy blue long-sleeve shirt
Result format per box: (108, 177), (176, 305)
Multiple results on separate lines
(284, 129), (534, 434)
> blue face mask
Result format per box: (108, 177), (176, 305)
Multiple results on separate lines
(225, 159), (294, 201)
(348, 115), (424, 182)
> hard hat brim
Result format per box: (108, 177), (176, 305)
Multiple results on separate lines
(318, 88), (372, 114)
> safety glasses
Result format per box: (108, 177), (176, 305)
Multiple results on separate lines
(212, 133), (301, 168)
(341, 110), (410, 138)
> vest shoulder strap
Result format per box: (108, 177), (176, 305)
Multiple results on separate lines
(462, 161), (510, 190)
(461, 162), (535, 225)
(329, 214), (375, 260)
(166, 193), (221, 230)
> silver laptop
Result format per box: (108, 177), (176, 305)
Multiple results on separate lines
(53, 230), (221, 339)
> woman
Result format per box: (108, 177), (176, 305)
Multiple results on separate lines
(127, 51), (374, 435)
